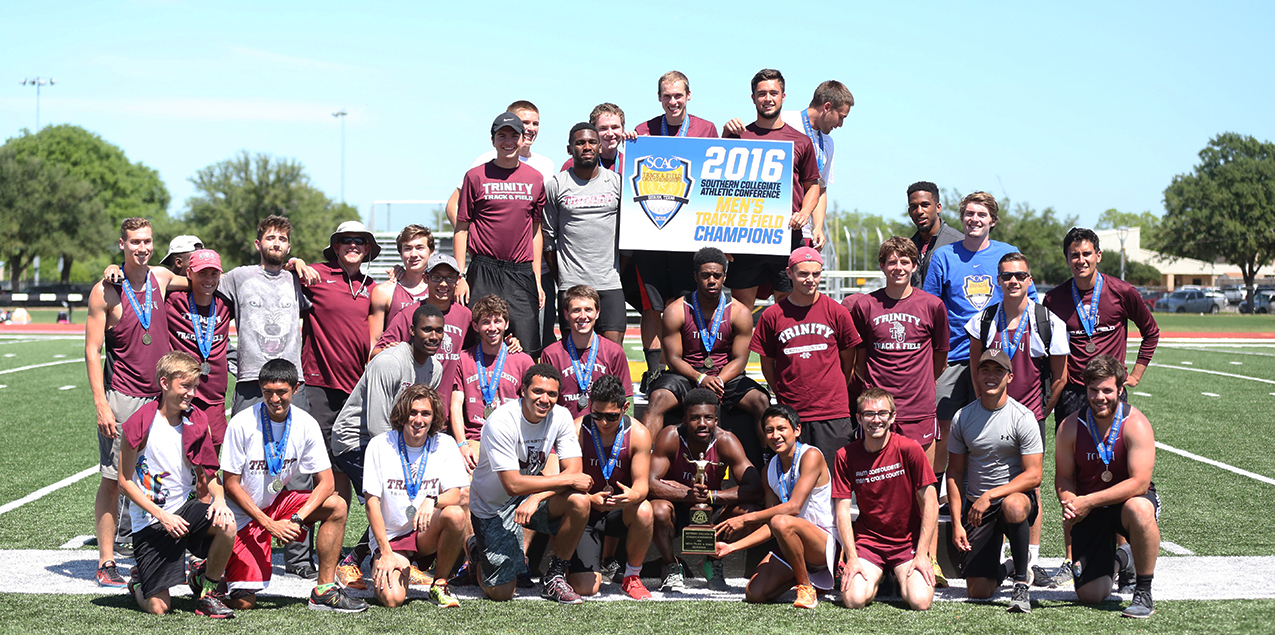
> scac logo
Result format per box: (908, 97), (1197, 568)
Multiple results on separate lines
(630, 155), (693, 229)
(963, 275), (994, 310)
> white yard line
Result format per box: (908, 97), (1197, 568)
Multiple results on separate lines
(1148, 362), (1275, 385)
(1156, 442), (1275, 487)
(1162, 541), (1195, 556)
(0, 467), (98, 516)
(0, 358), (85, 375)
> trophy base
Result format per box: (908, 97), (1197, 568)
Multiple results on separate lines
(681, 526), (717, 555)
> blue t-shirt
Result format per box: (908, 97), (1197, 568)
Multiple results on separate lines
(923, 240), (1037, 362)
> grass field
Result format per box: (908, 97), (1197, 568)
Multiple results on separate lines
(2, 332), (1274, 633)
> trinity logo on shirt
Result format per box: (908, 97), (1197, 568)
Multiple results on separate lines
(481, 182), (536, 201)
(630, 155), (693, 229)
(963, 275), (994, 309)
(520, 438), (548, 476)
(889, 321), (906, 344)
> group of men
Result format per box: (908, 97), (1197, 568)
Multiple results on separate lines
(84, 66), (1163, 619)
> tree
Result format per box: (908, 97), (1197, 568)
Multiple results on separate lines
(183, 152), (356, 267)
(1097, 254), (1161, 287)
(824, 202), (911, 270)
(4, 125), (170, 283)
(1096, 208), (1160, 235)
(0, 150), (103, 290)
(941, 190), (1078, 284)
(1159, 133), (1275, 305)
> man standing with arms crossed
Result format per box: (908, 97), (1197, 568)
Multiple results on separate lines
(781, 81), (853, 250)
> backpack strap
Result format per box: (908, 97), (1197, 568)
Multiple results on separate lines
(978, 303), (999, 347)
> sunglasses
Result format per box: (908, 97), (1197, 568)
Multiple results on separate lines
(998, 271), (1031, 281)
(338, 236), (368, 246)
(429, 274), (459, 284)
(590, 411), (623, 423)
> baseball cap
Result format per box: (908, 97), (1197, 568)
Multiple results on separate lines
(788, 246), (823, 269)
(425, 252), (459, 274)
(978, 348), (1013, 371)
(186, 249), (222, 274)
(323, 220), (381, 262)
(160, 235), (204, 267)
(491, 112), (526, 137)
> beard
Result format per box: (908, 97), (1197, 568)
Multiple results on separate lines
(262, 249), (287, 267)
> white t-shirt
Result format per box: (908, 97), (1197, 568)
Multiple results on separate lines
(463, 151), (556, 184)
(221, 404), (331, 529)
(130, 412), (197, 534)
(961, 299), (1071, 358)
(469, 400), (582, 519)
(362, 430), (469, 549)
(781, 109), (836, 240)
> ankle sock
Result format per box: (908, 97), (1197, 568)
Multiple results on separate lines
(625, 563), (642, 578)
(1135, 573), (1153, 594)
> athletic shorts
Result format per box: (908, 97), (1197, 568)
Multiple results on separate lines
(192, 398), (228, 447)
(557, 289), (627, 337)
(304, 385), (349, 466)
(958, 491), (1039, 580)
(855, 540), (917, 572)
(569, 508), (629, 574)
(725, 254), (794, 293)
(132, 499), (216, 599)
(769, 524), (839, 590)
(798, 417), (857, 467)
(225, 490), (312, 592)
(468, 255), (541, 358)
(470, 497), (561, 588)
(332, 448), (367, 504)
(894, 417), (938, 448)
(100, 390), (153, 480)
(1072, 484), (1161, 587)
(648, 372), (768, 413)
(1054, 383), (1129, 431)
(935, 361), (974, 421)
(231, 380), (310, 417)
(621, 251), (695, 313)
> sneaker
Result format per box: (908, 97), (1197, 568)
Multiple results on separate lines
(1031, 564), (1057, 588)
(186, 557), (207, 597)
(113, 542), (134, 558)
(1117, 567), (1136, 594)
(1051, 561), (1075, 588)
(195, 590), (236, 619)
(932, 561), (948, 588)
(335, 563), (367, 590)
(127, 567), (143, 600)
(1122, 589), (1155, 619)
(308, 585), (369, 613)
(639, 368), (661, 395)
(410, 565), (433, 587)
(704, 559), (729, 591)
(96, 561), (127, 588)
(1007, 582), (1031, 613)
(600, 557), (623, 584)
(540, 575), (584, 604)
(622, 574), (652, 600)
(448, 561), (476, 587)
(287, 562), (319, 580)
(429, 583), (460, 608)
(794, 584), (818, 609)
(660, 562), (685, 593)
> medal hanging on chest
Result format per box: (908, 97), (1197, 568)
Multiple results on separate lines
(777, 443), (803, 503)
(1071, 274), (1103, 355)
(260, 404), (292, 494)
(1083, 402), (1123, 484)
(476, 343), (508, 420)
(567, 333), (599, 412)
(589, 419), (626, 496)
(122, 274), (154, 345)
(691, 292), (726, 372)
(188, 295), (216, 376)
(399, 432), (432, 519)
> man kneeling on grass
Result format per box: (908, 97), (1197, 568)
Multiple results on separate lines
(364, 385), (469, 608)
(119, 351), (234, 617)
(219, 359), (367, 613)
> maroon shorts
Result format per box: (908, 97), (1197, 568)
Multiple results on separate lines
(225, 490), (311, 592)
(855, 540), (917, 572)
(893, 417), (937, 448)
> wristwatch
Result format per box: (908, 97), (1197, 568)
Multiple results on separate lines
(289, 513), (305, 526)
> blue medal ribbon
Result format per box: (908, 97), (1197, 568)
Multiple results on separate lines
(588, 419), (627, 484)
(187, 295), (216, 361)
(565, 333), (600, 400)
(1070, 273), (1103, 339)
(397, 431), (433, 503)
(1083, 402), (1124, 469)
(660, 115), (689, 137)
(690, 292), (727, 358)
(121, 273), (153, 330)
(799, 110), (826, 174)
(475, 343), (508, 409)
(777, 442), (804, 503)
(996, 302), (1031, 360)
(259, 403), (292, 476)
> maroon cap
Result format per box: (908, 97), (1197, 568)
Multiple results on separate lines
(788, 246), (823, 269)
(186, 249), (222, 274)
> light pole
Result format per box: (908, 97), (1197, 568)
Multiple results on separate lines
(332, 109), (348, 203)
(20, 77), (55, 131)
(1117, 226), (1130, 280)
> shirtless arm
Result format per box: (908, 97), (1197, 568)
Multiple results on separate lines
(368, 282), (394, 349)
(85, 282), (116, 439)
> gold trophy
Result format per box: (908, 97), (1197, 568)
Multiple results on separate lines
(681, 453), (721, 555)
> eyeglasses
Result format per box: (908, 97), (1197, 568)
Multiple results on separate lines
(590, 411), (623, 423)
(859, 410), (895, 421)
(429, 274), (459, 284)
(998, 271), (1031, 282)
(338, 236), (368, 246)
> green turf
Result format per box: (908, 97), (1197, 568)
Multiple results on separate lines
(1150, 313), (1275, 333)
(0, 307), (79, 325)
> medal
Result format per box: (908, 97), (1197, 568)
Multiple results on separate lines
(799, 109), (827, 174)
(1101, 470), (1113, 483)
(200, 362), (211, 376)
(1071, 274), (1103, 348)
(579, 394), (589, 410)
(270, 478), (284, 493)
(997, 302), (1031, 360)
(565, 333), (599, 413)
(1083, 402), (1124, 486)
(703, 358), (714, 370)
(690, 291), (727, 373)
(483, 403), (495, 419)
(121, 274), (154, 335)
(602, 485), (614, 496)
(1086, 340), (1096, 354)
(475, 343), (507, 422)
(188, 295), (217, 372)
(141, 333), (152, 345)
(260, 403), (292, 490)
(398, 432), (433, 521)
(406, 505), (417, 519)
(588, 418), (627, 496)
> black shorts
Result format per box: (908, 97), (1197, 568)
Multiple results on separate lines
(1071, 484), (1161, 587)
(957, 491), (1039, 580)
(1054, 383), (1129, 430)
(332, 448), (367, 504)
(468, 254), (541, 358)
(648, 372), (768, 412)
(569, 508), (629, 574)
(132, 500), (216, 599)
(305, 385), (349, 463)
(622, 251), (694, 313)
(558, 288), (627, 336)
(798, 417), (857, 466)
(725, 254), (793, 293)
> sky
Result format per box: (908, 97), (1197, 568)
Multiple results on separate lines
(3, 0), (1273, 234)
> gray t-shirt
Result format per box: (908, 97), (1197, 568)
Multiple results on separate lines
(217, 265), (311, 381)
(469, 399), (582, 519)
(542, 168), (622, 291)
(329, 342), (442, 457)
(948, 396), (1043, 501)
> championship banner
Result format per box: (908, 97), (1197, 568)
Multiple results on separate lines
(619, 136), (794, 255)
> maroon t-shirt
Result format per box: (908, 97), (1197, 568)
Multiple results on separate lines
(1043, 275), (1159, 384)
(678, 294), (734, 376)
(667, 433), (725, 489)
(561, 152), (623, 175)
(633, 114), (719, 138)
(377, 301), (472, 396)
(849, 289), (949, 422)
(750, 294), (860, 421)
(385, 282), (429, 329)
(301, 262), (373, 393)
(457, 161), (546, 263)
(539, 335), (633, 419)
(736, 123), (819, 215)
(831, 433), (937, 553)
(580, 417), (634, 494)
(1070, 407), (1135, 496)
(104, 272), (170, 398)
(452, 345), (534, 440)
(165, 291), (232, 405)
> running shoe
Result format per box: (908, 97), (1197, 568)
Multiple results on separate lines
(1117, 565), (1136, 594)
(600, 557), (623, 584)
(660, 562), (685, 593)
(1007, 582), (1031, 613)
(307, 585), (369, 613)
(1031, 564), (1057, 588)
(705, 559), (729, 591)
(622, 575), (652, 600)
(540, 575), (584, 604)
(195, 590), (236, 619)
(113, 542), (134, 559)
(127, 567), (143, 600)
(410, 565), (433, 587)
(96, 560), (127, 588)
(639, 368), (661, 395)
(1051, 561), (1075, 588)
(336, 563), (367, 590)
(186, 557), (208, 597)
(1122, 589), (1155, 619)
(793, 584), (818, 609)
(429, 583), (460, 608)
(448, 560), (476, 587)
(932, 561), (948, 588)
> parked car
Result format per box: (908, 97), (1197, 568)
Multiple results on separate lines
(1239, 290), (1275, 314)
(1205, 290), (1229, 308)
(1139, 289), (1167, 311)
(1222, 285), (1250, 304)
(1157, 289), (1226, 313)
